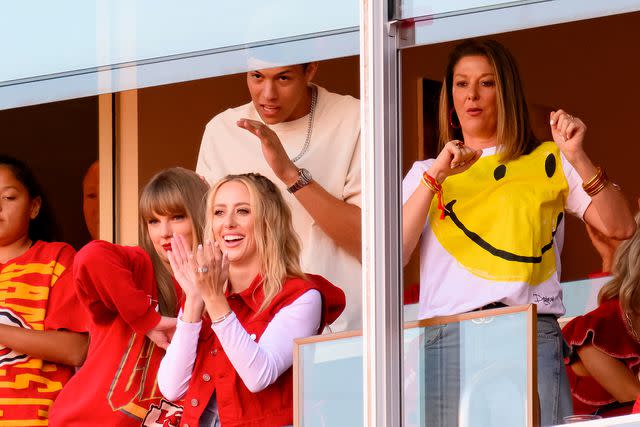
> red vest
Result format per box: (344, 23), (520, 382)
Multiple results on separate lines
(179, 274), (345, 427)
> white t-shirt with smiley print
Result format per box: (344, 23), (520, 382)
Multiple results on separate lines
(402, 142), (591, 318)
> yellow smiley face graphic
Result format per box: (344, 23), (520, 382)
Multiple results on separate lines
(429, 141), (569, 285)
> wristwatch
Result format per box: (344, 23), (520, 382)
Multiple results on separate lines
(287, 168), (313, 194)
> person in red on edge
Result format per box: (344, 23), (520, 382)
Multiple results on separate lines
(158, 173), (345, 427)
(49, 168), (209, 427)
(0, 155), (88, 426)
(563, 213), (640, 418)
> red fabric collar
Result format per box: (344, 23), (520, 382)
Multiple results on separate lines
(225, 274), (264, 313)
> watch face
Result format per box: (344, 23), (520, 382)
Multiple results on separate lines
(300, 168), (312, 183)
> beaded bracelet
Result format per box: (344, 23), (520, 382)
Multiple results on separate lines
(421, 172), (446, 219)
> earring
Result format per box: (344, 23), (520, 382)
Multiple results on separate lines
(449, 108), (461, 129)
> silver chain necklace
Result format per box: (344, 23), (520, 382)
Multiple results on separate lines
(290, 85), (317, 163)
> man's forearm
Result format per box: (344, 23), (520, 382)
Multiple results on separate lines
(292, 181), (361, 261)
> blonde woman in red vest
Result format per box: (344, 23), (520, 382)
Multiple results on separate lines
(158, 173), (345, 427)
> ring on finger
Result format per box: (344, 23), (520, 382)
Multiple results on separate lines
(196, 266), (209, 273)
(455, 140), (465, 148)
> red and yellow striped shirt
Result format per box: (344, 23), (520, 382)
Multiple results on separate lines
(0, 241), (86, 426)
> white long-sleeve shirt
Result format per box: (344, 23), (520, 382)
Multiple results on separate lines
(158, 289), (321, 400)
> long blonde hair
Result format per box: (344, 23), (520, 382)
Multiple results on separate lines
(139, 167), (208, 316)
(204, 173), (305, 312)
(598, 213), (640, 314)
(438, 39), (539, 162)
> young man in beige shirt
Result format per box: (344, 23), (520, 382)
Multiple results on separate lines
(196, 63), (362, 332)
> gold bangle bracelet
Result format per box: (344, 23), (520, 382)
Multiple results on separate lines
(585, 178), (609, 197)
(582, 167), (603, 190)
(583, 168), (608, 193)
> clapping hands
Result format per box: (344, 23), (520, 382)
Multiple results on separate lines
(193, 240), (229, 300)
(166, 233), (200, 298)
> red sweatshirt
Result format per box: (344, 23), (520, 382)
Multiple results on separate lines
(49, 241), (183, 427)
(179, 273), (345, 427)
(0, 241), (86, 426)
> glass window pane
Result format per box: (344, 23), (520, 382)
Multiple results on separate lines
(561, 277), (610, 319)
(299, 335), (364, 426)
(398, 0), (539, 20)
(2, 1), (358, 83)
(399, 0), (640, 46)
(296, 308), (533, 426)
(0, 1), (358, 110)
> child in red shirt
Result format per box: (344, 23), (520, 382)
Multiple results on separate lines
(49, 167), (209, 426)
(0, 155), (88, 426)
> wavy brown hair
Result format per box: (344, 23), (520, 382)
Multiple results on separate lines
(139, 167), (208, 316)
(204, 173), (305, 312)
(438, 39), (539, 162)
(598, 213), (640, 314)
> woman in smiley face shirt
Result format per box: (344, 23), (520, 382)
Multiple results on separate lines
(402, 39), (636, 426)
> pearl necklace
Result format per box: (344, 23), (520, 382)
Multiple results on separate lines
(289, 85), (317, 164)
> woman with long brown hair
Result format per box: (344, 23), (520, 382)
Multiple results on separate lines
(50, 167), (208, 426)
(402, 39), (636, 425)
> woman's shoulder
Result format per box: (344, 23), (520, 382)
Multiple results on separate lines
(411, 158), (436, 170)
(563, 298), (625, 346)
(565, 298), (621, 329)
(403, 159), (435, 182)
(289, 274), (346, 323)
(75, 240), (148, 266)
(28, 240), (76, 264)
(32, 240), (75, 254)
(279, 274), (344, 304)
(587, 297), (621, 321)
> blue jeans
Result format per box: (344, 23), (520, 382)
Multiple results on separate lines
(422, 315), (573, 426)
(200, 394), (220, 427)
(537, 315), (573, 426)
(423, 323), (460, 427)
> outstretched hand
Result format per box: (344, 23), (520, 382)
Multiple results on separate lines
(146, 316), (177, 350)
(550, 109), (587, 163)
(428, 140), (482, 183)
(236, 119), (299, 185)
